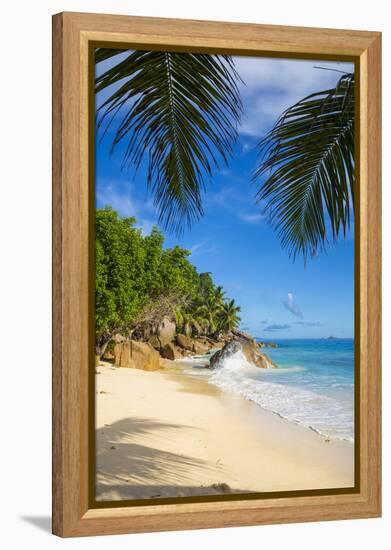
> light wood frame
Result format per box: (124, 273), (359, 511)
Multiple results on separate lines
(52, 11), (382, 537)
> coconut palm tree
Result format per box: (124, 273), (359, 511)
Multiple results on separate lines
(95, 49), (242, 233)
(217, 299), (241, 333)
(174, 309), (199, 337)
(198, 272), (214, 300)
(213, 285), (226, 304)
(197, 292), (225, 334)
(253, 72), (355, 260)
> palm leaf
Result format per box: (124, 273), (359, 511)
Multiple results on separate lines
(95, 49), (242, 233)
(253, 73), (355, 260)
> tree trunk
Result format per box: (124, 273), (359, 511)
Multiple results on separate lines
(211, 330), (223, 341)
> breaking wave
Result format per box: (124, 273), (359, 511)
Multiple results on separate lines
(207, 349), (354, 442)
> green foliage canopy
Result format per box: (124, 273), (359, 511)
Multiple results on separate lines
(95, 207), (240, 349)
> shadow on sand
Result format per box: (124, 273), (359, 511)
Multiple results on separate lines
(96, 416), (246, 501)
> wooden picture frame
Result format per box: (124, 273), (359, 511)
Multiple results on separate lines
(52, 11), (382, 538)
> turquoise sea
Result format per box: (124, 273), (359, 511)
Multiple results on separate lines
(182, 338), (355, 442)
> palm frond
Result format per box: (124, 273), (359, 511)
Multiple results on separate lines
(95, 49), (242, 233)
(95, 48), (127, 64)
(253, 73), (355, 260)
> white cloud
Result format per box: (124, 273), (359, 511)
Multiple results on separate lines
(282, 292), (303, 319)
(293, 321), (320, 327)
(239, 213), (265, 224)
(241, 142), (255, 154)
(233, 56), (354, 137)
(189, 242), (204, 254)
(205, 184), (243, 209)
(264, 323), (291, 332)
(136, 219), (156, 236)
(96, 179), (160, 238)
(96, 181), (138, 218)
(189, 240), (215, 256)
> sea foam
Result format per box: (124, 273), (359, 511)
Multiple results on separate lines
(208, 349), (354, 442)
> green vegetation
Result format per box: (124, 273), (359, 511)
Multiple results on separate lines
(96, 50), (354, 260)
(95, 207), (241, 355)
(218, 299), (242, 333)
(254, 73), (354, 260)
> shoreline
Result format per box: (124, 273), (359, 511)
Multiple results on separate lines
(174, 347), (354, 444)
(95, 362), (354, 501)
(169, 360), (354, 444)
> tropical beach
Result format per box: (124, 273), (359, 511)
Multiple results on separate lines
(95, 352), (354, 501)
(94, 49), (356, 501)
(94, 217), (355, 500)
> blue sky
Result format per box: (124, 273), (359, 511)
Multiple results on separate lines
(95, 53), (355, 339)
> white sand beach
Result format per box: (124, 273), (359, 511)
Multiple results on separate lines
(95, 363), (354, 501)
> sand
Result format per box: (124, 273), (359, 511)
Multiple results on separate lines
(95, 363), (354, 501)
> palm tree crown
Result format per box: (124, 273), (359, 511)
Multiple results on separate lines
(95, 49), (242, 233)
(254, 72), (354, 260)
(218, 299), (241, 332)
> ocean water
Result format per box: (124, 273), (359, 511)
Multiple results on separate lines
(180, 339), (355, 442)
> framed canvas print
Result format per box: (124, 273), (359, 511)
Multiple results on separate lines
(52, 12), (382, 537)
